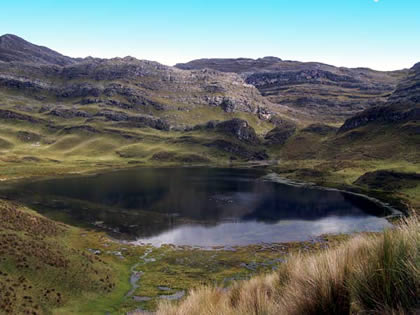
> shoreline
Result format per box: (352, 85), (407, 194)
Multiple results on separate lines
(262, 173), (404, 218)
(1, 161), (408, 214)
(0, 164), (403, 251)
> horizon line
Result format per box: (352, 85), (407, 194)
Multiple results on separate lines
(1, 33), (415, 72)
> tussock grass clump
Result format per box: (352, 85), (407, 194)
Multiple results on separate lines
(157, 216), (420, 315)
(350, 217), (420, 313)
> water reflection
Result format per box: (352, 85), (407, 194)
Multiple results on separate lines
(135, 216), (391, 247)
(3, 167), (392, 246)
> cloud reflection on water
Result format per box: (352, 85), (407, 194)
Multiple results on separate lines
(134, 216), (392, 247)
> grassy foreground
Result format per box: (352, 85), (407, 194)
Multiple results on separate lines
(156, 215), (420, 315)
(0, 198), (351, 314)
(0, 153), (418, 314)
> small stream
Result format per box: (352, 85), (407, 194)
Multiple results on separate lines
(126, 248), (153, 298)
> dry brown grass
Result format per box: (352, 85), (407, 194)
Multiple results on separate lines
(156, 216), (420, 315)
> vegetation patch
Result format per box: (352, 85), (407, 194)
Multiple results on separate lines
(151, 151), (211, 163)
(0, 200), (122, 314)
(354, 170), (420, 191)
(156, 217), (420, 315)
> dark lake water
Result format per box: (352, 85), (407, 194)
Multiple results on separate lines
(2, 167), (393, 246)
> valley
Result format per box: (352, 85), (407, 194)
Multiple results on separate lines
(0, 34), (418, 314)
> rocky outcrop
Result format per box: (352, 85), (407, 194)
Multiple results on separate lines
(264, 120), (296, 145)
(58, 83), (101, 98)
(0, 36), (274, 128)
(61, 125), (100, 134)
(192, 120), (220, 130)
(47, 107), (92, 119)
(339, 63), (420, 133)
(0, 76), (50, 93)
(0, 109), (44, 123)
(176, 57), (407, 122)
(93, 110), (170, 131)
(338, 106), (420, 133)
(193, 118), (260, 144)
(388, 62), (420, 105)
(176, 57), (283, 73)
(215, 119), (260, 144)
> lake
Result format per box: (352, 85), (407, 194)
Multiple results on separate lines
(2, 167), (393, 246)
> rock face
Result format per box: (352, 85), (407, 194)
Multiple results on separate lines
(388, 62), (420, 105)
(338, 105), (420, 133)
(215, 119), (260, 144)
(193, 118), (264, 145)
(93, 109), (170, 131)
(176, 57), (407, 122)
(47, 107), (92, 119)
(0, 109), (44, 123)
(339, 63), (420, 133)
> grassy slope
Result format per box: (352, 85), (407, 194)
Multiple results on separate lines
(0, 91), (276, 179)
(0, 199), (140, 315)
(0, 128), (418, 213)
(266, 119), (420, 211)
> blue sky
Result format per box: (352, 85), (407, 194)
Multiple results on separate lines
(1, 0), (419, 70)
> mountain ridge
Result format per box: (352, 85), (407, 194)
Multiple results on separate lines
(0, 34), (76, 66)
(176, 57), (408, 122)
(0, 33), (410, 125)
(0, 34), (418, 165)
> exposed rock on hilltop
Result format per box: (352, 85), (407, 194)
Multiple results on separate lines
(388, 62), (420, 105)
(0, 35), (279, 132)
(0, 34), (75, 66)
(176, 57), (407, 122)
(0, 34), (279, 162)
(339, 63), (420, 133)
(338, 104), (419, 133)
(176, 57), (283, 74)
